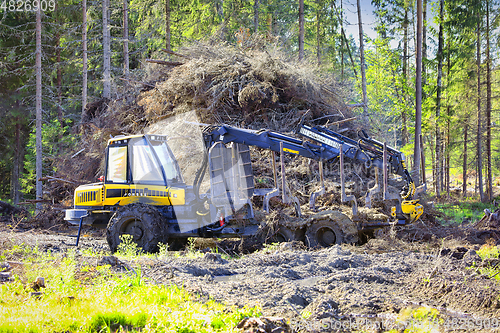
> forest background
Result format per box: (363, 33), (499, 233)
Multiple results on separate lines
(0, 0), (499, 206)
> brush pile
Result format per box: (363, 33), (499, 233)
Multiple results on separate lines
(135, 41), (352, 131)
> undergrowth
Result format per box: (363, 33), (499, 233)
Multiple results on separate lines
(0, 243), (260, 332)
(435, 200), (491, 225)
(473, 244), (500, 281)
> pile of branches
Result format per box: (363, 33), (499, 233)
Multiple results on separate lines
(135, 39), (355, 132)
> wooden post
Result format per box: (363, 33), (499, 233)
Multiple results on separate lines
(280, 142), (287, 203)
(383, 143), (388, 200)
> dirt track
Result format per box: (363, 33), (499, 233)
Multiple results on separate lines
(2, 225), (500, 332)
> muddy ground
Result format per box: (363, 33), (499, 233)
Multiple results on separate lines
(2, 220), (500, 333)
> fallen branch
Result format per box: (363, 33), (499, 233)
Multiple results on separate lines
(145, 59), (183, 66)
(18, 199), (51, 205)
(39, 176), (76, 185)
(161, 49), (191, 59)
(329, 116), (357, 126)
(71, 148), (85, 158)
(347, 103), (365, 108)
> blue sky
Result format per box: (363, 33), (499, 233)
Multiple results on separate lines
(342, 0), (379, 43)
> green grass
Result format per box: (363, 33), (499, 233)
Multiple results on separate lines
(467, 244), (500, 281)
(477, 244), (500, 259)
(435, 200), (491, 225)
(384, 306), (442, 333)
(0, 244), (261, 332)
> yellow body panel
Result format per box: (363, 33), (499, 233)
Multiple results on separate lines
(74, 183), (185, 207)
(74, 184), (104, 207)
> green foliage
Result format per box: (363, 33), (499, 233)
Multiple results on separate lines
(89, 311), (148, 332)
(387, 306), (442, 333)
(477, 244), (500, 259)
(435, 201), (491, 225)
(157, 242), (169, 258)
(20, 119), (77, 198)
(473, 245), (500, 281)
(117, 234), (144, 257)
(0, 243), (261, 333)
(363, 37), (410, 145)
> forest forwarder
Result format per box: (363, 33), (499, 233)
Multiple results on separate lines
(64, 123), (424, 252)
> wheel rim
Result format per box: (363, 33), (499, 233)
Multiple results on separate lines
(316, 227), (336, 247)
(120, 218), (145, 245)
(274, 232), (288, 243)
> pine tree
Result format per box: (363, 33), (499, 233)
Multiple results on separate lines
(35, 4), (43, 211)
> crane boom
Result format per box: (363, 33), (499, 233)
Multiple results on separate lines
(203, 123), (415, 199)
(297, 124), (415, 199)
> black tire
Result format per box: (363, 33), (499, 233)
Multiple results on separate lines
(305, 210), (359, 248)
(269, 226), (300, 243)
(106, 204), (166, 253)
(306, 220), (343, 248)
(167, 238), (188, 251)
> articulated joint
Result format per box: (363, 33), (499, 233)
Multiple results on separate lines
(401, 181), (416, 200)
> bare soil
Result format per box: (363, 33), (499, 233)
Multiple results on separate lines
(2, 219), (500, 332)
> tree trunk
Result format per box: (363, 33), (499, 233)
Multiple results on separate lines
(435, 0), (444, 197)
(165, 0), (171, 51)
(446, 37), (451, 198)
(340, 0), (344, 79)
(55, 1), (62, 125)
(267, 0), (272, 34)
(12, 116), (22, 205)
(422, 0), (427, 88)
(446, 113), (450, 197)
(35, 5), (42, 212)
(299, 0), (304, 61)
(216, 0), (225, 37)
(357, 0), (368, 117)
(476, 15), (484, 202)
(254, 0), (259, 32)
(401, 7), (409, 146)
(123, 0), (129, 76)
(316, 1), (321, 66)
(430, 133), (435, 192)
(82, 0), (88, 118)
(413, 0), (423, 185)
(486, 0), (492, 201)
(103, 0), (111, 99)
(463, 122), (468, 197)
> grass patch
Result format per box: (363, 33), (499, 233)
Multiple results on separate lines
(469, 244), (500, 281)
(385, 306), (442, 333)
(477, 244), (500, 259)
(0, 243), (260, 332)
(435, 200), (491, 225)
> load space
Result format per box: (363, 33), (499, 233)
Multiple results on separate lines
(65, 123), (424, 253)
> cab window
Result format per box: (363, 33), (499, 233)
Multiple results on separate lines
(130, 138), (164, 184)
(106, 146), (127, 183)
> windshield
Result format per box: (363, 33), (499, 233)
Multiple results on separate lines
(151, 141), (182, 182)
(129, 137), (182, 185)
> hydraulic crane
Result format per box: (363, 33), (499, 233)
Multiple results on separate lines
(203, 123), (423, 224)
